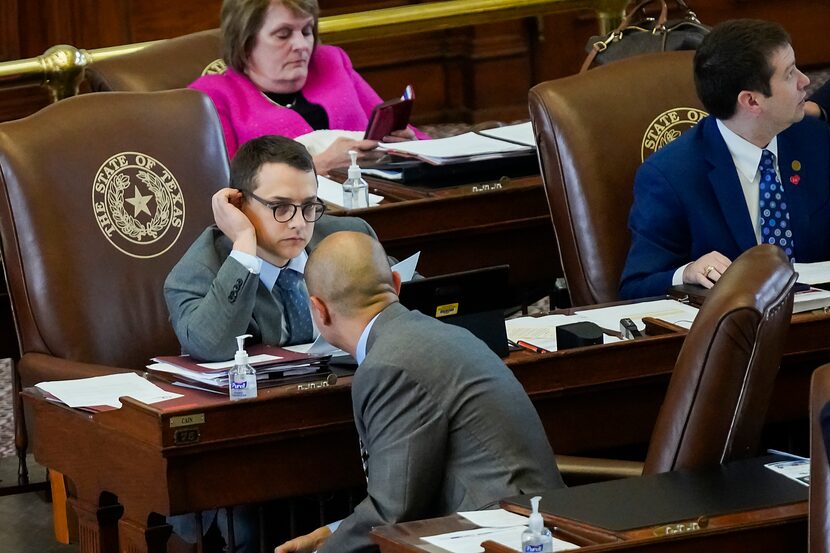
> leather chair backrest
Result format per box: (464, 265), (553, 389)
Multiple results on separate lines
(528, 51), (704, 306)
(86, 29), (224, 92)
(810, 364), (830, 553)
(643, 244), (795, 475)
(0, 90), (228, 372)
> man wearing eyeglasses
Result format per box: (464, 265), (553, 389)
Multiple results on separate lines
(165, 134), (380, 362)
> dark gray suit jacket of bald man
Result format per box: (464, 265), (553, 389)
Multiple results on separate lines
(320, 301), (564, 553)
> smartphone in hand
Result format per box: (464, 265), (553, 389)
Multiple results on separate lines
(364, 85), (415, 140)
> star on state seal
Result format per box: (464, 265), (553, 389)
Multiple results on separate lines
(92, 152), (185, 258)
(641, 107), (708, 161)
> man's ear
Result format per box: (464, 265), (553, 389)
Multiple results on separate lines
(309, 295), (331, 326)
(391, 271), (402, 295)
(737, 90), (762, 115)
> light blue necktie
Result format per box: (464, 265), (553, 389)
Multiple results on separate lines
(274, 268), (313, 344)
(759, 149), (795, 261)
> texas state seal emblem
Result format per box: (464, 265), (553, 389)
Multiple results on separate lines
(641, 107), (708, 161)
(92, 152), (185, 259)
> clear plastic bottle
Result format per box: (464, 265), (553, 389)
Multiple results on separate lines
(228, 334), (257, 401)
(342, 150), (369, 209)
(521, 496), (553, 552)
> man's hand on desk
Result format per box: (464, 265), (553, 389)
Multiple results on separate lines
(275, 525), (331, 553)
(683, 251), (731, 289)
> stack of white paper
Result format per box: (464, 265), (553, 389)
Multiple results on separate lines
(377, 131), (533, 165)
(421, 509), (578, 553)
(575, 299), (699, 331)
(36, 373), (182, 409)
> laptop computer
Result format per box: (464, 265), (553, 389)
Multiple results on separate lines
(398, 265), (510, 357)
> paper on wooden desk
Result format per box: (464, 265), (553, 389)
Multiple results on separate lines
(422, 525), (578, 553)
(575, 299), (699, 332)
(316, 175), (383, 207)
(793, 261), (830, 285)
(378, 132), (532, 164)
(36, 372), (182, 409)
(458, 509), (528, 528)
(476, 122), (536, 147)
(506, 313), (619, 351)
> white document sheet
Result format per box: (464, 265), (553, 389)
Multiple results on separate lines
(506, 314), (588, 352)
(391, 251), (420, 282)
(36, 372), (182, 409)
(793, 286), (830, 313)
(477, 122), (536, 147)
(284, 335), (343, 357)
(765, 459), (810, 487)
(196, 354), (283, 371)
(422, 525), (579, 553)
(793, 261), (830, 285)
(458, 509), (529, 528)
(422, 527), (525, 553)
(378, 132), (532, 162)
(575, 299), (699, 331)
(316, 175), (383, 207)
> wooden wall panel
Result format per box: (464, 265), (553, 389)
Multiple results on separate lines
(691, 0), (830, 68)
(2, 0), (830, 125)
(0, 0), (20, 61)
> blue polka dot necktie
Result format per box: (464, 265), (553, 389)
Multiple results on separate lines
(759, 149), (795, 261)
(274, 268), (313, 344)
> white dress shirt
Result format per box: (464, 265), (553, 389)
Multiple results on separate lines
(671, 120), (781, 284)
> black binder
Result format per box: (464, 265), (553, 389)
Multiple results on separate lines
(368, 151), (539, 187)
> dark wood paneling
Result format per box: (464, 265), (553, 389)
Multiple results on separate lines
(691, 0), (830, 68)
(0, 0), (20, 61)
(2, 1), (830, 122)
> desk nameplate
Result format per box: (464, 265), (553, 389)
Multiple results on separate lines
(169, 413), (204, 428)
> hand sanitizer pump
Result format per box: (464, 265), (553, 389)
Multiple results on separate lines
(228, 334), (257, 400)
(342, 150), (370, 209)
(521, 496), (553, 552)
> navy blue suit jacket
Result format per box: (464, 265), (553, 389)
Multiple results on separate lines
(620, 115), (830, 300)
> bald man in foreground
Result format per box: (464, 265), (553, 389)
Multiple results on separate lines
(276, 232), (564, 553)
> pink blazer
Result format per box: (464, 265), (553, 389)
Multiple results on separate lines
(190, 45), (426, 157)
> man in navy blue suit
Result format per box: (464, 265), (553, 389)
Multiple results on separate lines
(620, 19), (830, 300)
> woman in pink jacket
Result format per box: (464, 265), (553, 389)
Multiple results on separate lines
(191, 0), (425, 174)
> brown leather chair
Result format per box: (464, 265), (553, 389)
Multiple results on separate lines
(643, 244), (795, 474)
(528, 51), (705, 306)
(810, 363), (830, 553)
(85, 29), (224, 92)
(560, 244), (795, 479)
(0, 89), (228, 476)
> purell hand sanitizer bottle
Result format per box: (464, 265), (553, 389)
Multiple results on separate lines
(342, 150), (370, 209)
(228, 334), (257, 401)
(521, 496), (553, 552)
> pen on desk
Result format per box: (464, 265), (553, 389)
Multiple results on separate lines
(516, 340), (550, 354)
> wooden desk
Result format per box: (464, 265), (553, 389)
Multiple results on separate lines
(328, 174), (561, 306)
(371, 457), (809, 553)
(372, 506), (807, 553)
(22, 380), (365, 553)
(518, 309), (830, 455)
(22, 309), (830, 553)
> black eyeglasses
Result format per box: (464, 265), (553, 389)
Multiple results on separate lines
(248, 192), (326, 223)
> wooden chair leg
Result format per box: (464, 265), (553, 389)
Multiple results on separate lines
(49, 468), (70, 544)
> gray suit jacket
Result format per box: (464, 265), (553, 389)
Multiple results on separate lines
(164, 214), (376, 360)
(321, 302), (564, 553)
